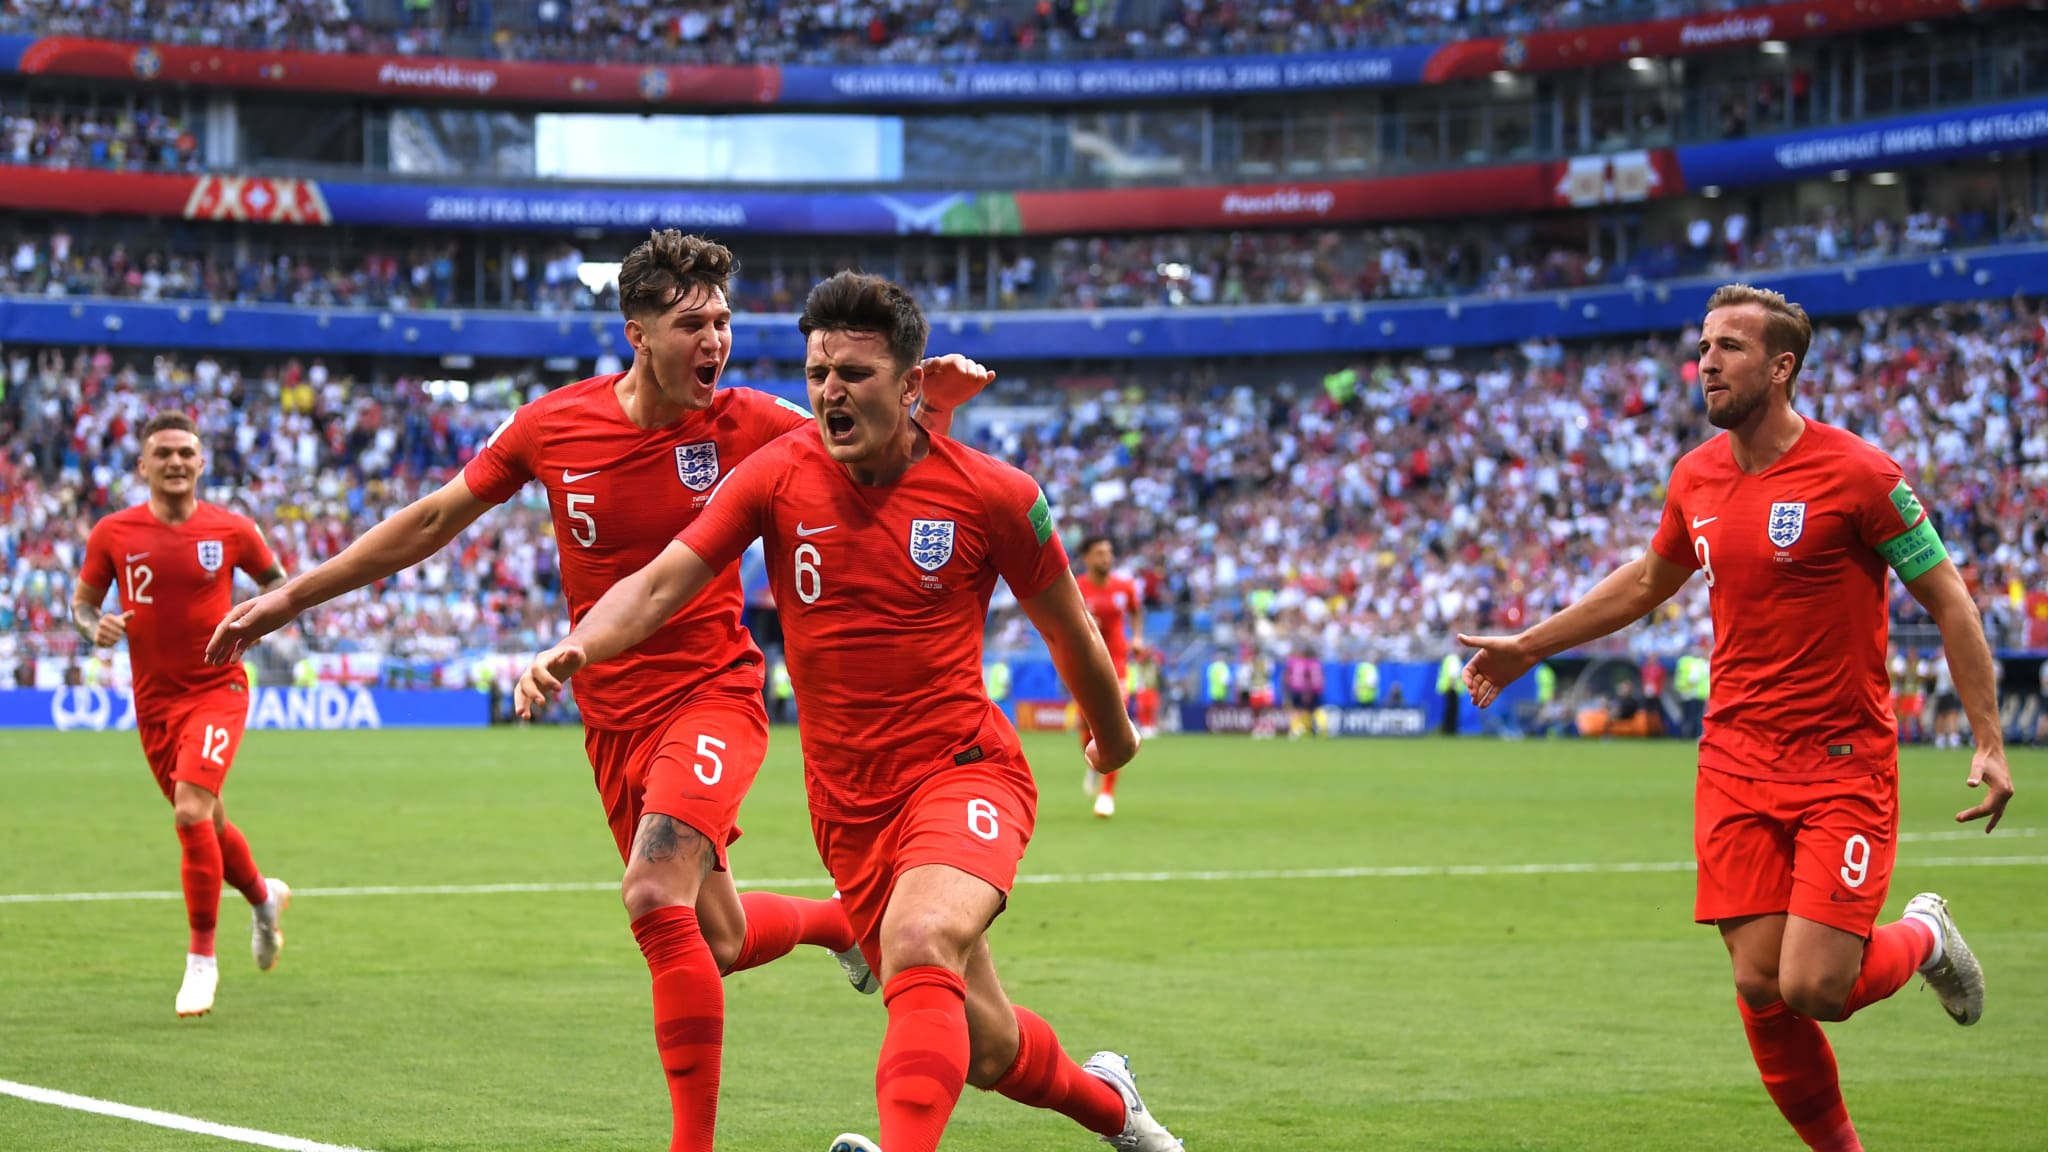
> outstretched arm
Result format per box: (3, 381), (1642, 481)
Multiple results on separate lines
(207, 474), (493, 664)
(1018, 572), (1138, 772)
(1460, 548), (1694, 708)
(514, 541), (718, 718)
(1905, 558), (2013, 831)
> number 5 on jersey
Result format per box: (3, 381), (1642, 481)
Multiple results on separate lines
(566, 493), (597, 547)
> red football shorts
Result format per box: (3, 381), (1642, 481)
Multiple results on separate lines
(1693, 765), (1899, 937)
(812, 763), (1038, 975)
(137, 686), (249, 800)
(582, 665), (769, 868)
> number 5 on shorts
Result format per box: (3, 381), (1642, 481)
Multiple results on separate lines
(1839, 833), (1871, 889)
(694, 734), (725, 786)
(967, 798), (1000, 841)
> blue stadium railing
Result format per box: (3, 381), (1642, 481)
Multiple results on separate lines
(3, 245), (2040, 363)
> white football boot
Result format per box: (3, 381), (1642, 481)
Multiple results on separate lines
(833, 945), (879, 995)
(175, 953), (219, 1018)
(251, 878), (290, 971)
(828, 1135), (883, 1152)
(1904, 892), (1984, 1025)
(1094, 791), (1117, 819)
(1083, 1051), (1183, 1151)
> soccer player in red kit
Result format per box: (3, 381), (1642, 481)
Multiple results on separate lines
(515, 272), (1184, 1152)
(73, 411), (292, 1018)
(208, 233), (992, 1152)
(1460, 285), (2014, 1152)
(1077, 535), (1144, 818)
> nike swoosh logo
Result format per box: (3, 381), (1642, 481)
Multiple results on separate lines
(1691, 516), (1718, 528)
(795, 523), (838, 537)
(563, 469), (601, 484)
(124, 552), (150, 563)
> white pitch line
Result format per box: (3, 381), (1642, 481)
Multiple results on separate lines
(0, 1078), (374, 1151)
(3, 852), (2044, 906)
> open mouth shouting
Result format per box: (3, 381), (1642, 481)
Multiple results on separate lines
(823, 410), (857, 447)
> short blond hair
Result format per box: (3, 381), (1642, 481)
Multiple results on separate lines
(1706, 283), (1812, 397)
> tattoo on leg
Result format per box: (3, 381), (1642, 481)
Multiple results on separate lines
(636, 815), (712, 871)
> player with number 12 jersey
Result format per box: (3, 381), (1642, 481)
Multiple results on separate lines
(76, 411), (292, 1020)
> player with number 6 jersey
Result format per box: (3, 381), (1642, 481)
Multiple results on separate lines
(1458, 284), (2013, 1152)
(74, 411), (293, 1019)
(515, 272), (1185, 1152)
(205, 233), (994, 1152)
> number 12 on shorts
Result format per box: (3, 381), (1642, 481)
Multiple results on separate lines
(202, 724), (231, 766)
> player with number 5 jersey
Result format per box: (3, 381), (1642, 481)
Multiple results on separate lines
(75, 411), (294, 1020)
(516, 272), (1185, 1152)
(1457, 284), (2013, 1152)
(205, 232), (994, 1152)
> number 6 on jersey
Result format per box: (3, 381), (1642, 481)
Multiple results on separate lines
(794, 543), (823, 604)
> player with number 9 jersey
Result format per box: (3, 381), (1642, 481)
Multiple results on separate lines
(1458, 285), (2010, 1152)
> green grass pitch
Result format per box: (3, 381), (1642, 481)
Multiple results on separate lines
(0, 728), (2041, 1151)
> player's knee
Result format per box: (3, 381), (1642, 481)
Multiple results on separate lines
(703, 919), (745, 974)
(881, 911), (977, 975)
(171, 796), (213, 827)
(618, 823), (713, 920)
(1730, 968), (1781, 1010)
(1780, 972), (1852, 1022)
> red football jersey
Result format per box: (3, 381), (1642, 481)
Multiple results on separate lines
(681, 429), (1071, 821)
(79, 502), (278, 710)
(1078, 572), (1140, 671)
(465, 375), (809, 731)
(1649, 420), (1930, 781)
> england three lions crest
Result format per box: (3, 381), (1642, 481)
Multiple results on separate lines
(909, 519), (956, 572)
(196, 540), (225, 572)
(1767, 502), (1806, 548)
(675, 442), (720, 492)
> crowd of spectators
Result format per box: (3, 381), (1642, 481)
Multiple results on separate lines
(7, 202), (2042, 317)
(2, 0), (1735, 66)
(5, 101), (202, 173)
(4, 299), (2043, 696)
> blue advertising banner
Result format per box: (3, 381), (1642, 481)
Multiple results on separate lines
(3, 244), (2042, 362)
(776, 47), (1436, 105)
(1675, 95), (2048, 190)
(0, 687), (489, 730)
(316, 181), (981, 235)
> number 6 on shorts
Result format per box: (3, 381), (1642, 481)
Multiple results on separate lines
(967, 798), (1000, 841)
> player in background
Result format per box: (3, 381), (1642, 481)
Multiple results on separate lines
(1076, 535), (1144, 817)
(206, 232), (993, 1152)
(515, 272), (1183, 1152)
(73, 411), (292, 1018)
(1459, 285), (2014, 1152)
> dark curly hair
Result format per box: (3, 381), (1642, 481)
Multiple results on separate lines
(797, 271), (929, 372)
(617, 230), (736, 320)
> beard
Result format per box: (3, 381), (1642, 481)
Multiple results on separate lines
(1705, 386), (1767, 430)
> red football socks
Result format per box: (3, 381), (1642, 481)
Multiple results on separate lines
(632, 906), (723, 1152)
(1098, 769), (1119, 797)
(174, 822), (222, 957)
(1738, 998), (1862, 1152)
(1838, 919), (1935, 1020)
(990, 1006), (1127, 1136)
(876, 966), (970, 1152)
(216, 821), (269, 906)
(724, 892), (856, 973)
